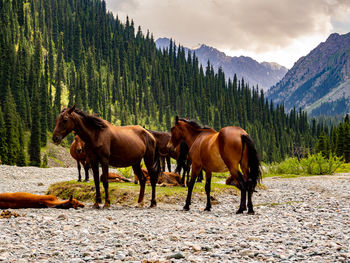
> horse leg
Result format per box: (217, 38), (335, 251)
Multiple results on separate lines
(204, 171), (212, 211)
(148, 168), (158, 208)
(77, 161), (82, 182)
(100, 162), (110, 208)
(83, 162), (89, 182)
(197, 170), (203, 182)
(91, 162), (101, 209)
(160, 156), (165, 172)
(185, 159), (191, 187)
(166, 156), (171, 172)
(132, 163), (146, 205)
(183, 164), (201, 211)
(247, 190), (255, 214)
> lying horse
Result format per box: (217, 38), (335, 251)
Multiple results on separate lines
(52, 105), (160, 209)
(108, 172), (132, 183)
(70, 134), (90, 182)
(0, 192), (84, 209)
(147, 130), (203, 186)
(168, 117), (261, 214)
(134, 168), (182, 186)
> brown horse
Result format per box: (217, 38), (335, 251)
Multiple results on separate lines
(168, 117), (261, 214)
(0, 192), (84, 209)
(134, 168), (183, 187)
(70, 134), (90, 182)
(52, 105), (160, 209)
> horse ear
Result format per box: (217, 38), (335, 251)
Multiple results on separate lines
(69, 195), (73, 201)
(175, 116), (179, 124)
(61, 106), (67, 113)
(67, 104), (76, 114)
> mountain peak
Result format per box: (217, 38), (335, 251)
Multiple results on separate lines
(267, 32), (350, 116)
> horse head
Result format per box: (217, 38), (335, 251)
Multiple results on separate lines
(64, 195), (85, 209)
(52, 105), (76, 144)
(74, 135), (85, 154)
(167, 116), (185, 152)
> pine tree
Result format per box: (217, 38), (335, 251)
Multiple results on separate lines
(29, 84), (41, 167)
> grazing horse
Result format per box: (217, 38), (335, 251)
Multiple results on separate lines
(147, 130), (174, 172)
(0, 192), (84, 209)
(52, 105), (160, 209)
(168, 117), (261, 214)
(70, 134), (90, 182)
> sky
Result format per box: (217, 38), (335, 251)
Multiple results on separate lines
(105, 0), (350, 69)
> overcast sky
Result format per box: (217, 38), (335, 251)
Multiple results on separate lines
(105, 0), (350, 68)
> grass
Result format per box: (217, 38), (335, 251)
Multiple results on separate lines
(47, 175), (240, 206)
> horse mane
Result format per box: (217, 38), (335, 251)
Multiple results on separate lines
(179, 118), (214, 131)
(74, 109), (107, 130)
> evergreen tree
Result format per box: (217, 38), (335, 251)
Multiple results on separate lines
(29, 84), (41, 167)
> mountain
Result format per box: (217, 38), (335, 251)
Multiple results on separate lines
(267, 32), (350, 116)
(156, 38), (288, 91)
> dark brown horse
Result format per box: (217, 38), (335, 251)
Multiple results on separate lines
(52, 105), (160, 208)
(168, 117), (261, 214)
(70, 134), (90, 182)
(147, 130), (174, 172)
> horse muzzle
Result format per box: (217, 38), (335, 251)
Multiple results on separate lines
(167, 142), (175, 153)
(52, 135), (62, 145)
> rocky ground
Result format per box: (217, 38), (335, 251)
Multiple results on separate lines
(0, 165), (349, 262)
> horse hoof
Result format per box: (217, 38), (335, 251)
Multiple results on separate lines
(77, 179), (81, 182)
(183, 206), (190, 211)
(236, 209), (244, 214)
(247, 210), (255, 215)
(150, 201), (157, 208)
(93, 203), (100, 209)
(103, 203), (110, 209)
(136, 202), (144, 208)
(204, 207), (211, 211)
(84, 179), (89, 182)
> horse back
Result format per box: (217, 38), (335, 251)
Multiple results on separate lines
(107, 125), (156, 167)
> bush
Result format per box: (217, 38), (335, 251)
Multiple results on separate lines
(266, 153), (342, 176)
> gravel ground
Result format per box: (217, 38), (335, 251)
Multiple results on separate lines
(0, 165), (350, 262)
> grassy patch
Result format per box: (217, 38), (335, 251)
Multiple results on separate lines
(47, 177), (240, 206)
(335, 163), (350, 173)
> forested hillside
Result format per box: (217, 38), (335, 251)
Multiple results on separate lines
(0, 0), (322, 166)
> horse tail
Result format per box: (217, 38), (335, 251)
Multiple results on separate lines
(241, 134), (262, 191)
(144, 131), (161, 179)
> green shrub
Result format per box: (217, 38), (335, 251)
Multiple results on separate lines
(266, 153), (342, 176)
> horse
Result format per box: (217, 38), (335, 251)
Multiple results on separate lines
(147, 130), (174, 172)
(70, 134), (90, 182)
(52, 105), (160, 209)
(147, 130), (203, 186)
(108, 172), (132, 183)
(168, 117), (261, 214)
(134, 168), (183, 187)
(0, 192), (84, 209)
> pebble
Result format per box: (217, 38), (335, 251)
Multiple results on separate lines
(0, 165), (349, 262)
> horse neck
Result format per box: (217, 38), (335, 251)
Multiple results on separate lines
(181, 124), (202, 148)
(71, 113), (96, 145)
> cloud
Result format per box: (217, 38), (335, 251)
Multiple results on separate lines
(105, 0), (350, 67)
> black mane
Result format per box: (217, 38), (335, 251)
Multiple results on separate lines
(74, 109), (107, 129)
(179, 118), (213, 130)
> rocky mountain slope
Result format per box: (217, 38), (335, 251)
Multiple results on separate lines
(267, 32), (350, 116)
(156, 38), (288, 91)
